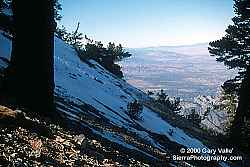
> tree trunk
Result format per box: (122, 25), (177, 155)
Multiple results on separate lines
(3, 0), (55, 114)
(231, 66), (250, 151)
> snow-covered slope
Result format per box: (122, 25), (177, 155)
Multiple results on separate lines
(180, 95), (229, 134)
(0, 31), (230, 166)
(54, 37), (207, 149)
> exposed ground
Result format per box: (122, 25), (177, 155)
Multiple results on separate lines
(0, 105), (151, 167)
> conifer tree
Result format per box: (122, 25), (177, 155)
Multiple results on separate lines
(209, 0), (250, 80)
(2, 0), (55, 115)
(208, 0), (250, 152)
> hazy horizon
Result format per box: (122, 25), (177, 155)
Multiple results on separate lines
(126, 42), (209, 49)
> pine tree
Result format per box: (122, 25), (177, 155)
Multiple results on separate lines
(208, 0), (250, 152)
(2, 0), (55, 115)
(209, 0), (250, 80)
(56, 25), (67, 40)
(156, 89), (167, 103)
(53, 0), (62, 21)
(70, 22), (83, 49)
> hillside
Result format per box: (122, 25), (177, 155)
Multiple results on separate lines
(0, 31), (233, 166)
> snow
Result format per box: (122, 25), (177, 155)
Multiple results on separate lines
(179, 95), (229, 134)
(138, 107), (209, 150)
(54, 37), (148, 128)
(0, 33), (230, 166)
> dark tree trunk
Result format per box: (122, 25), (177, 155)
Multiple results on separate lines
(3, 0), (55, 114)
(231, 66), (250, 151)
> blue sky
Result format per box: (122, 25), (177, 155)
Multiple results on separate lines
(59, 0), (234, 48)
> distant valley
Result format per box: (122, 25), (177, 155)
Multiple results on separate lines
(120, 43), (236, 101)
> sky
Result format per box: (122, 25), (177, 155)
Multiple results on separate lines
(59, 0), (234, 48)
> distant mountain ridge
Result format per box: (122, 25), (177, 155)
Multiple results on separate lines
(127, 42), (209, 56)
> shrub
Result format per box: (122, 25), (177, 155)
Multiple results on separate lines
(156, 89), (181, 111)
(81, 37), (131, 78)
(127, 100), (143, 120)
(56, 25), (131, 78)
(186, 108), (201, 127)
